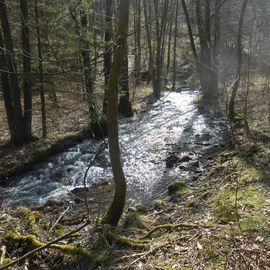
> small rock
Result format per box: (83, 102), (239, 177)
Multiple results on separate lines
(71, 187), (89, 196)
(179, 165), (189, 171)
(200, 133), (212, 141)
(190, 160), (200, 168)
(183, 126), (192, 133)
(166, 154), (179, 168)
(135, 204), (148, 213)
(194, 169), (203, 174)
(190, 175), (199, 181)
(179, 155), (192, 163)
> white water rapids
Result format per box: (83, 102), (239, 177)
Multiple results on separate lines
(0, 90), (225, 207)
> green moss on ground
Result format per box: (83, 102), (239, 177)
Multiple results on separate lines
(168, 180), (191, 198)
(3, 232), (105, 263)
(239, 216), (268, 232)
(212, 186), (265, 223)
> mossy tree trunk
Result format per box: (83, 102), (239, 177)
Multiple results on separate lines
(102, 0), (130, 227)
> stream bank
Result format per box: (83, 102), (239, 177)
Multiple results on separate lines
(1, 131), (270, 269)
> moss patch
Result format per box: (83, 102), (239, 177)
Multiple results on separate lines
(168, 180), (191, 198)
(212, 187), (265, 223)
(239, 216), (267, 232)
(123, 211), (152, 230)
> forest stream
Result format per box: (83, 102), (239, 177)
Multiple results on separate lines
(0, 89), (225, 207)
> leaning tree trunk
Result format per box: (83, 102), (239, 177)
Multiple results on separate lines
(21, 0), (33, 141)
(181, 0), (200, 81)
(102, 0), (130, 227)
(228, 0), (249, 121)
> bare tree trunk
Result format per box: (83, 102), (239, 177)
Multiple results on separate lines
(0, 29), (14, 139)
(103, 0), (113, 116)
(80, 10), (95, 121)
(213, 0), (222, 96)
(181, 0), (199, 73)
(172, 0), (179, 91)
(228, 0), (249, 121)
(166, 0), (175, 75)
(21, 0), (33, 141)
(118, 40), (133, 117)
(143, 0), (156, 88)
(134, 0), (141, 85)
(103, 0), (130, 227)
(0, 0), (25, 145)
(160, 0), (170, 83)
(153, 0), (162, 99)
(181, 0), (198, 61)
(34, 0), (47, 137)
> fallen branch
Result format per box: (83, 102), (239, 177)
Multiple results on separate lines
(0, 221), (92, 270)
(141, 223), (202, 240)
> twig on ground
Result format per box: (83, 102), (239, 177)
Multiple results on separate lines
(121, 242), (170, 269)
(0, 246), (6, 265)
(50, 207), (70, 232)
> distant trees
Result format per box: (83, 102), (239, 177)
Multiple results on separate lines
(181, 0), (223, 104)
(143, 0), (171, 100)
(0, 0), (269, 146)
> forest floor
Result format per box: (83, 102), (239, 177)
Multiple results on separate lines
(0, 125), (270, 269)
(0, 84), (153, 182)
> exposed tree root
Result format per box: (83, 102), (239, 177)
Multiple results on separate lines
(107, 231), (148, 249)
(0, 222), (105, 270)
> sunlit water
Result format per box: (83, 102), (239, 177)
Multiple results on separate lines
(0, 90), (225, 207)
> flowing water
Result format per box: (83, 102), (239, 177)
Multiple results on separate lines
(0, 90), (225, 207)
